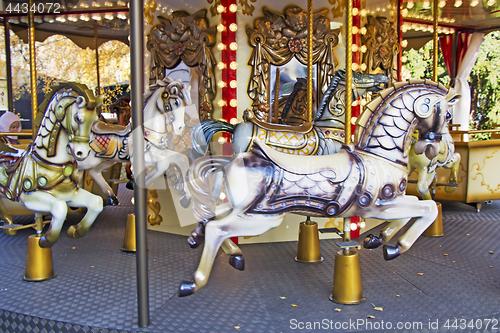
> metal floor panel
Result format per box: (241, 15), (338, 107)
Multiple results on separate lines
(0, 185), (499, 333)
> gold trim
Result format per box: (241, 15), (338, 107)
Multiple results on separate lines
(147, 189), (163, 226)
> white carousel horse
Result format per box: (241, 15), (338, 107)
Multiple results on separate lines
(407, 126), (460, 200)
(0, 82), (103, 248)
(76, 77), (192, 206)
(179, 80), (460, 296)
(190, 70), (390, 158)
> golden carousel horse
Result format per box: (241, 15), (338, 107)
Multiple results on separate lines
(0, 82), (103, 248)
(76, 77), (193, 206)
(179, 80), (460, 296)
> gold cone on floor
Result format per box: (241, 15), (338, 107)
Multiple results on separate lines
(23, 234), (56, 281)
(423, 202), (443, 237)
(330, 249), (365, 304)
(122, 213), (136, 252)
(295, 219), (323, 263)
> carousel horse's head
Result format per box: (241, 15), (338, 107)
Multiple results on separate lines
(156, 78), (192, 136)
(64, 91), (101, 161)
(412, 88), (460, 160)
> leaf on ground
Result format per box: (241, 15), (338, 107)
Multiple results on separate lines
(489, 251), (495, 254)
(396, 294), (400, 297)
(374, 307), (383, 311)
(466, 234), (470, 236)
(280, 296), (286, 299)
(452, 261), (456, 263)
(490, 266), (493, 268)
(235, 326), (240, 329)
(291, 304), (298, 307)
(72, 247), (76, 249)
(443, 253), (448, 256)
(367, 315), (376, 319)
(417, 272), (424, 276)
(335, 308), (341, 312)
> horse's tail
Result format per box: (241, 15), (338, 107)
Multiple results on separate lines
(187, 155), (233, 223)
(190, 120), (234, 159)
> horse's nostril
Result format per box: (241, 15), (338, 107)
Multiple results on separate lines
(76, 151), (83, 157)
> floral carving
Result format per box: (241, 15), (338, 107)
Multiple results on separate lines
(146, 9), (217, 119)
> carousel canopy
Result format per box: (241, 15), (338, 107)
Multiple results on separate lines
(0, 0), (129, 49)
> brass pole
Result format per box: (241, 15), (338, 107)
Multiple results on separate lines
(3, 20), (14, 114)
(273, 68), (280, 123)
(433, 0), (439, 82)
(94, 25), (101, 114)
(307, 0), (314, 123)
(28, 0), (37, 140)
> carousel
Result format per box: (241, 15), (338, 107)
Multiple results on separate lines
(0, 0), (499, 331)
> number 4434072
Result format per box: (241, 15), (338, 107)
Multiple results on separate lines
(444, 318), (499, 330)
(5, 2), (61, 14)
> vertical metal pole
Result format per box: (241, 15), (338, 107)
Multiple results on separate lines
(433, 0), (439, 82)
(94, 26), (102, 115)
(397, 0), (403, 81)
(343, 0), (353, 248)
(28, 0), (37, 139)
(3, 20), (14, 114)
(307, 0), (313, 124)
(450, 31), (458, 86)
(130, 0), (150, 327)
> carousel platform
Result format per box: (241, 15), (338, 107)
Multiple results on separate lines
(0, 184), (499, 333)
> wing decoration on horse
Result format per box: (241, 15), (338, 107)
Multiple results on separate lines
(179, 80), (460, 296)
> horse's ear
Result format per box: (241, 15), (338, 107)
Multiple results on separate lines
(170, 85), (179, 96)
(76, 96), (86, 109)
(95, 95), (104, 109)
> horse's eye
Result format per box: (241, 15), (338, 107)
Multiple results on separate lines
(175, 99), (180, 106)
(74, 112), (83, 124)
(445, 111), (452, 121)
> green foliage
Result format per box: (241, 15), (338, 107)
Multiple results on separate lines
(470, 31), (500, 138)
(402, 42), (450, 86)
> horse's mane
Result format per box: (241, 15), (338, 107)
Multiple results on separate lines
(143, 76), (191, 107)
(354, 79), (448, 144)
(35, 82), (96, 131)
(315, 70), (344, 120)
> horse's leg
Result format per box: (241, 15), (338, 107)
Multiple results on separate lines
(363, 218), (410, 249)
(220, 238), (244, 271)
(66, 189), (103, 239)
(20, 192), (68, 248)
(180, 213), (283, 296)
(445, 153), (461, 193)
(417, 169), (434, 200)
(365, 196), (438, 260)
(88, 159), (120, 206)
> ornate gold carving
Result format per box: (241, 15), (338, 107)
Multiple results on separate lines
(246, 6), (340, 121)
(147, 9), (216, 119)
(361, 16), (399, 81)
(147, 189), (163, 226)
(239, 0), (257, 16)
(329, 0), (346, 19)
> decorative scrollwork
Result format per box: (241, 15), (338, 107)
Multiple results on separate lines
(246, 6), (340, 122)
(146, 9), (216, 120)
(147, 189), (163, 226)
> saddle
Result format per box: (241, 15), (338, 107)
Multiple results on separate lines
(243, 109), (314, 134)
(92, 121), (131, 136)
(251, 141), (352, 183)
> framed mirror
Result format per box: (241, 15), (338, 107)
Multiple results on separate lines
(246, 5), (340, 123)
(146, 9), (216, 121)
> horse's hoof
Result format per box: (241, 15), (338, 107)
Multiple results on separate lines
(39, 235), (53, 248)
(125, 179), (134, 190)
(178, 280), (196, 297)
(180, 196), (191, 208)
(383, 244), (401, 260)
(66, 225), (83, 239)
(187, 235), (203, 249)
(107, 195), (119, 206)
(363, 234), (383, 249)
(229, 255), (245, 271)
